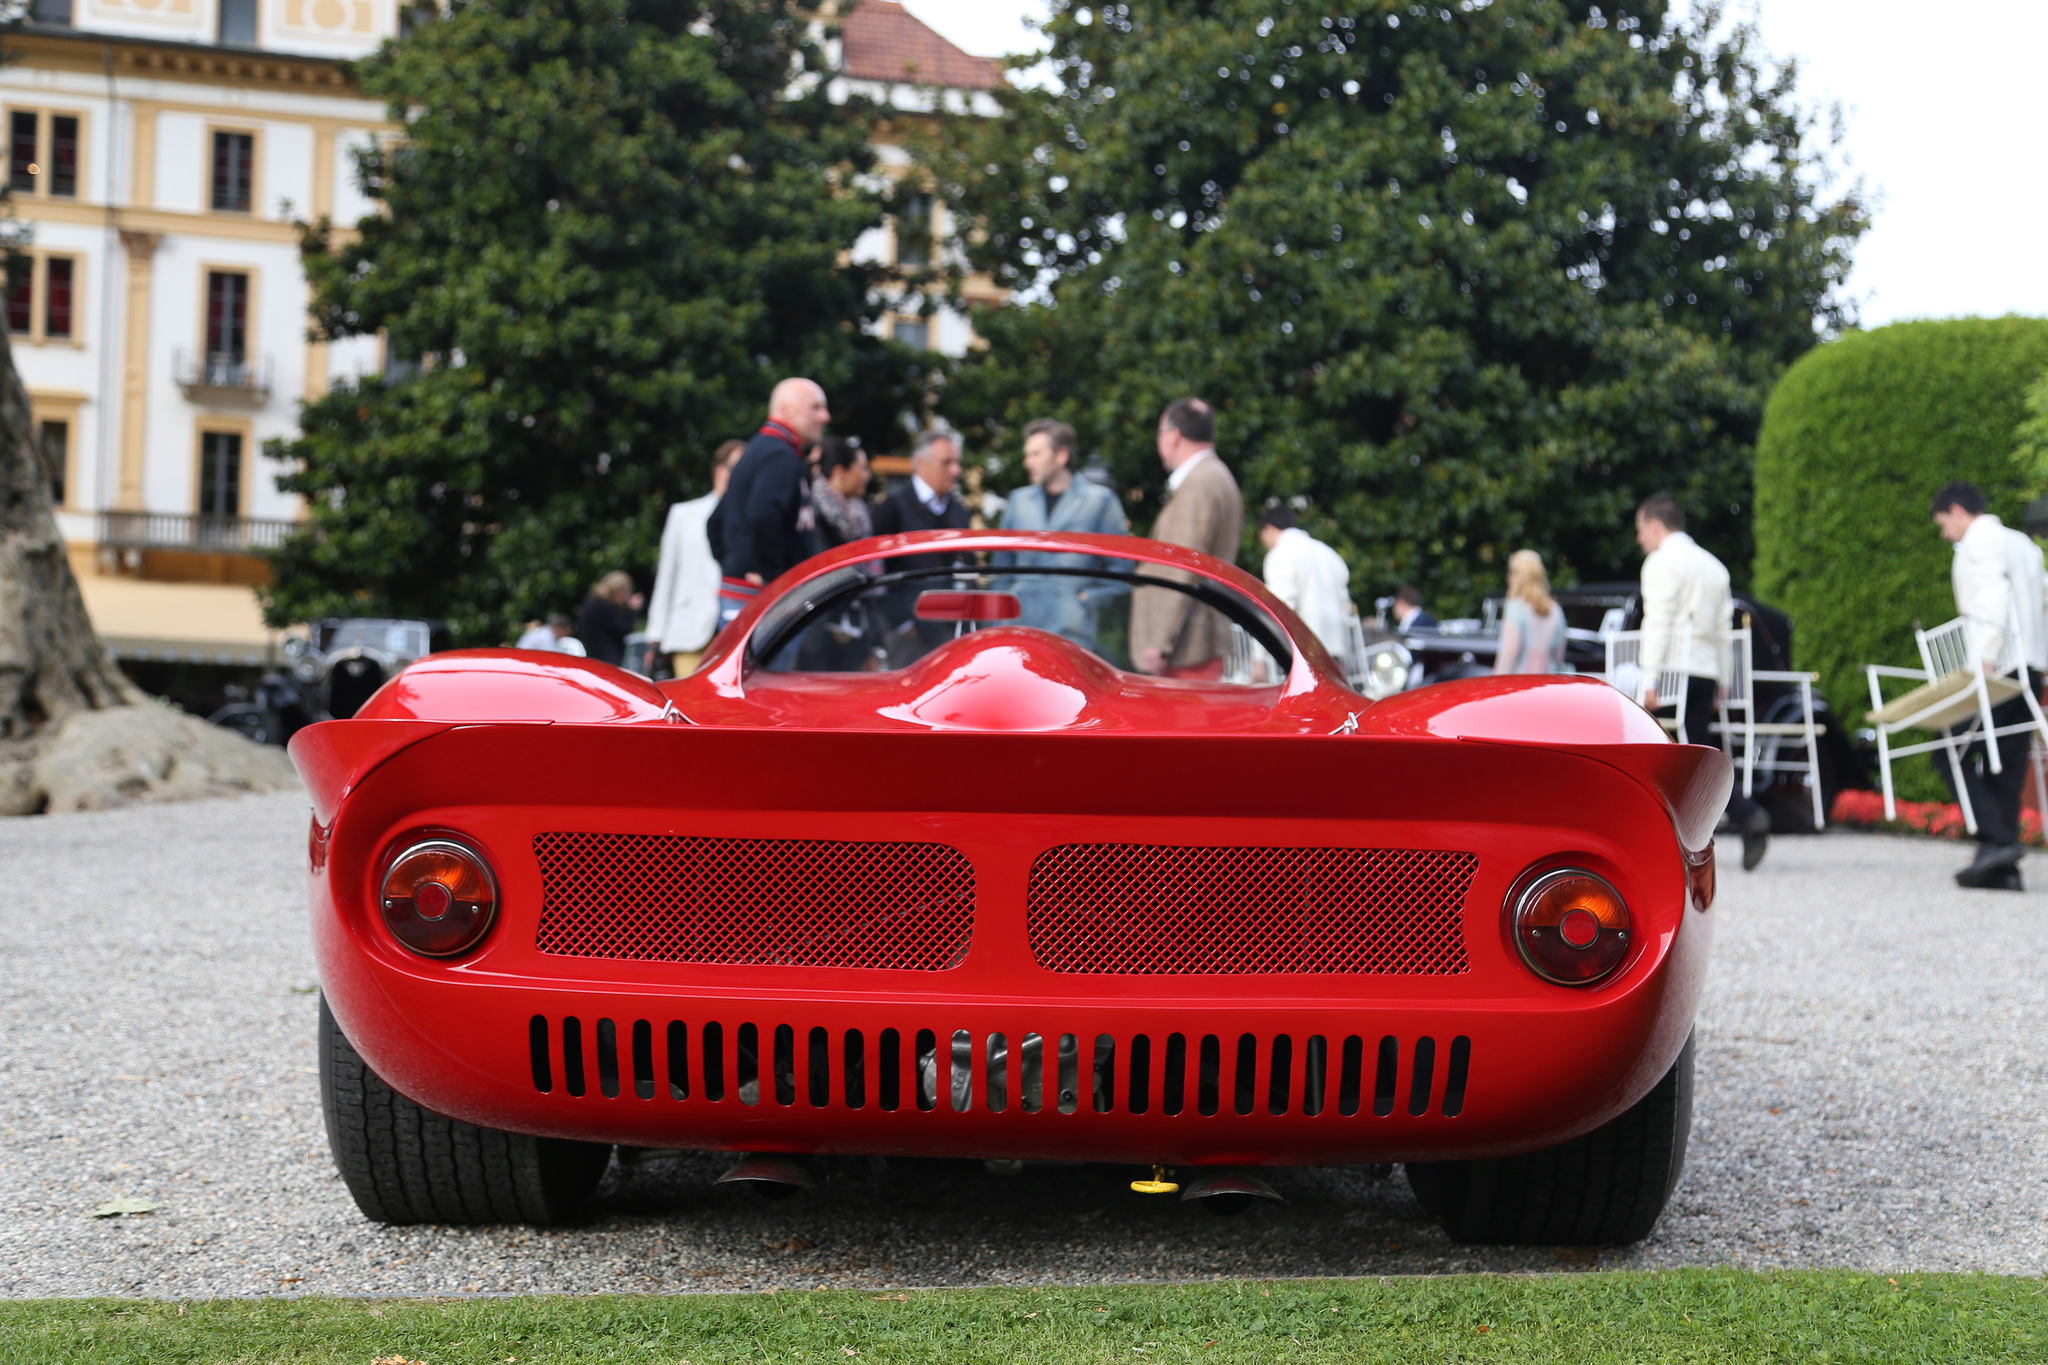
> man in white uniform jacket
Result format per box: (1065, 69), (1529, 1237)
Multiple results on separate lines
(1257, 504), (1354, 658)
(647, 439), (742, 677)
(1931, 480), (2048, 887)
(1635, 493), (1770, 870)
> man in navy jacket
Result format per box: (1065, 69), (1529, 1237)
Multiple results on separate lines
(711, 378), (830, 629)
(870, 429), (972, 661)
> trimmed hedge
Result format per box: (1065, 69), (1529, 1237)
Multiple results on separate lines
(1754, 317), (2048, 798)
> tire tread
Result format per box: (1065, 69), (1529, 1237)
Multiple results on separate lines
(319, 996), (609, 1225)
(1406, 1032), (1695, 1246)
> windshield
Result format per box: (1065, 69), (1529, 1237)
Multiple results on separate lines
(749, 563), (1291, 683)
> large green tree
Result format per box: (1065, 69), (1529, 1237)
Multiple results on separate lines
(927, 0), (1863, 608)
(264, 0), (928, 643)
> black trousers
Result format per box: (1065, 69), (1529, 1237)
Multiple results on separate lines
(1934, 696), (2033, 847)
(1675, 676), (1765, 830)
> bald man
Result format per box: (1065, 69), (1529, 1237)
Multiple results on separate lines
(709, 379), (832, 629)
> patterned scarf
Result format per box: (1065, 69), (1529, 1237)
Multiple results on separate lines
(811, 470), (873, 544)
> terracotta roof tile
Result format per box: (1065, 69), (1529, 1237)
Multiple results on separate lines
(840, 1), (1003, 91)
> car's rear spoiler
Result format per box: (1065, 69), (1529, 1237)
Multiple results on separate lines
(1580, 740), (1731, 853)
(292, 720), (448, 825)
(290, 719), (1730, 855)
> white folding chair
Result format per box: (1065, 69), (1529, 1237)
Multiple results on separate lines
(1223, 623), (1282, 686)
(1337, 608), (1371, 689)
(1712, 626), (1827, 830)
(1603, 624), (1693, 737)
(1864, 605), (2048, 833)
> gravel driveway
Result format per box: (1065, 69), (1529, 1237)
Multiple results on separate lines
(2, 792), (2043, 1297)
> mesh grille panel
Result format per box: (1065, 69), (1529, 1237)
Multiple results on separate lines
(1027, 844), (1474, 975)
(533, 833), (974, 970)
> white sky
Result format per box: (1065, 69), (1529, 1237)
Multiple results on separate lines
(900, 0), (2048, 327)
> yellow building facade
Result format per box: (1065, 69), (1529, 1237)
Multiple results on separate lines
(5, 2), (392, 674)
(3, 0), (1001, 694)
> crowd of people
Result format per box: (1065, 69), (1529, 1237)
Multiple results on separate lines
(515, 374), (1610, 685)
(504, 375), (2048, 894)
(630, 379), (1283, 680)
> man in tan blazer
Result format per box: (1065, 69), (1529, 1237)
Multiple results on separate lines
(1132, 396), (1244, 677)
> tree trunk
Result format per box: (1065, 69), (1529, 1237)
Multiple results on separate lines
(0, 326), (144, 736)
(0, 327), (298, 814)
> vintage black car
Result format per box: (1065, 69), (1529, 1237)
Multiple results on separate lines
(208, 617), (449, 745)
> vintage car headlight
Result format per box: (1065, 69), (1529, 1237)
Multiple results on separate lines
(1360, 640), (1413, 700)
(380, 838), (498, 958)
(1509, 867), (1631, 986)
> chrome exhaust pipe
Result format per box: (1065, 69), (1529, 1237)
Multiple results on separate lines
(716, 1153), (817, 1199)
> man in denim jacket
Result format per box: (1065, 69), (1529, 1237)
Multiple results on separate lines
(996, 418), (1132, 652)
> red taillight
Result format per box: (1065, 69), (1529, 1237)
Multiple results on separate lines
(380, 838), (497, 958)
(1510, 867), (1631, 986)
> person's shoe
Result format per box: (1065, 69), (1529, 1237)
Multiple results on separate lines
(1955, 842), (2024, 889)
(1740, 807), (1771, 871)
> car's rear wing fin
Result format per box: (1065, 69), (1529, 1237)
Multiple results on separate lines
(291, 720), (448, 826)
(1542, 741), (1731, 854)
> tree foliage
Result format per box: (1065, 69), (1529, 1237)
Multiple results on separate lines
(264, 0), (927, 643)
(927, 0), (1863, 606)
(1754, 317), (2048, 781)
(2013, 369), (2048, 493)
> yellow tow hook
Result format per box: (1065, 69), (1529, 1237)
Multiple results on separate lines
(1130, 1164), (1180, 1195)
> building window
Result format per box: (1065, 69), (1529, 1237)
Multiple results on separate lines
(218, 0), (257, 44)
(206, 270), (250, 372)
(199, 431), (243, 518)
(890, 317), (930, 350)
(6, 253), (82, 343)
(895, 192), (933, 268)
(49, 115), (77, 197)
(211, 131), (255, 213)
(38, 419), (68, 505)
(43, 257), (72, 339)
(6, 263), (30, 334)
(7, 109), (81, 199)
(9, 112), (36, 193)
(30, 0), (73, 24)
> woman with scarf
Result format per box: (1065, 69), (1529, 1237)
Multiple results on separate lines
(793, 438), (882, 669)
(810, 437), (872, 549)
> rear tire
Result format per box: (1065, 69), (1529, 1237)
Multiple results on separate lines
(1405, 1032), (1694, 1245)
(319, 995), (611, 1225)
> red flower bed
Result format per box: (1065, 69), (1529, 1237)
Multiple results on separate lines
(1829, 788), (2047, 845)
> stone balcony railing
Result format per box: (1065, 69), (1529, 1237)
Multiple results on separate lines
(97, 510), (297, 555)
(171, 347), (273, 400)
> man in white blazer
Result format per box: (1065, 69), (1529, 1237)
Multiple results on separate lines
(1258, 503), (1353, 658)
(646, 439), (743, 676)
(1636, 492), (1770, 870)
(1931, 480), (2048, 888)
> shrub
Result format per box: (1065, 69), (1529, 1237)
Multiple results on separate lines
(2015, 370), (2048, 489)
(1754, 317), (2048, 799)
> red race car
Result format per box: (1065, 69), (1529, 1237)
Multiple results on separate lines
(291, 530), (1725, 1243)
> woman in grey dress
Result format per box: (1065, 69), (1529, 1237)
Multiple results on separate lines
(1494, 549), (1568, 674)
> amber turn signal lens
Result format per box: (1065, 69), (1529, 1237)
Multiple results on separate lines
(1511, 867), (1630, 986)
(380, 839), (497, 958)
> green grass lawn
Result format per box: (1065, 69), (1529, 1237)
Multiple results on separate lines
(3, 1271), (2043, 1364)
